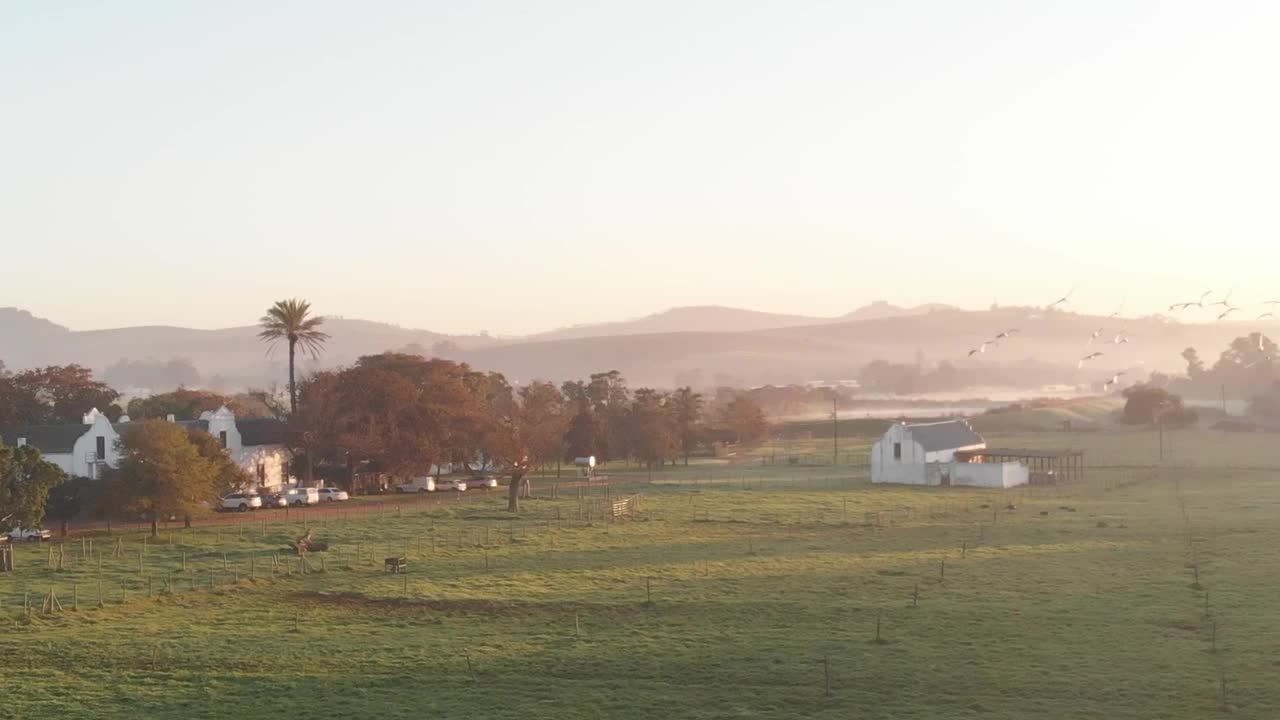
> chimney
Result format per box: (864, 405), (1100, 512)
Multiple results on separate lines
(166, 414), (176, 423)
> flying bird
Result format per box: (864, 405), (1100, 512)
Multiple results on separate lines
(1259, 312), (1276, 320)
(1048, 289), (1074, 309)
(1111, 334), (1130, 345)
(1209, 290), (1234, 308)
(967, 341), (991, 357)
(1078, 351), (1104, 369)
(1217, 307), (1239, 321)
(994, 328), (1020, 340)
(1103, 371), (1128, 390)
(1087, 328), (1105, 346)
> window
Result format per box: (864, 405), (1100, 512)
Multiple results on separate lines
(96, 436), (106, 460)
(893, 442), (902, 461)
(257, 463), (265, 481)
(219, 431), (228, 448)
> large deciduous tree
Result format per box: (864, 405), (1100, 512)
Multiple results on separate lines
(0, 441), (67, 533)
(126, 388), (268, 421)
(101, 420), (223, 537)
(720, 394), (769, 444)
(670, 386), (704, 465)
(258, 299), (328, 414)
(0, 365), (122, 426)
(628, 389), (676, 475)
(478, 381), (569, 513)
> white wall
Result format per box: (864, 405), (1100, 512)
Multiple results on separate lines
(236, 444), (290, 489)
(950, 462), (1029, 489)
(201, 407), (243, 454)
(69, 414), (121, 479)
(871, 423), (927, 484)
(41, 452), (74, 476)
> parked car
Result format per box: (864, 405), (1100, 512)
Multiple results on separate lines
(470, 476), (499, 489)
(395, 476), (436, 493)
(435, 477), (468, 492)
(7, 527), (51, 542)
(220, 492), (263, 512)
(284, 487), (320, 506)
(316, 487), (350, 502)
(259, 492), (289, 509)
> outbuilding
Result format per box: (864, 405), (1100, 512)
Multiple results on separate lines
(870, 419), (1031, 489)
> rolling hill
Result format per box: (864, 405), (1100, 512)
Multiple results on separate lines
(0, 304), (1265, 391)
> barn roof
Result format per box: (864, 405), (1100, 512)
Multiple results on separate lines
(904, 419), (985, 452)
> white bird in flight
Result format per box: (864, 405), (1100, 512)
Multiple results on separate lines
(1103, 370), (1128, 390)
(1217, 307), (1240, 321)
(1078, 351), (1104, 369)
(1048, 289), (1074, 309)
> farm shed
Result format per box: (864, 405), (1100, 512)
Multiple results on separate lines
(870, 420), (1081, 489)
(870, 419), (987, 485)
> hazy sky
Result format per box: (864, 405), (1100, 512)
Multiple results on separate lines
(3, 1), (1279, 335)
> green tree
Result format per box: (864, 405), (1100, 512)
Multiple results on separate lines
(258, 299), (329, 414)
(0, 441), (67, 533)
(186, 427), (253, 494)
(628, 389), (677, 475)
(101, 420), (222, 537)
(671, 386), (704, 465)
(478, 381), (569, 512)
(1121, 385), (1198, 428)
(1181, 347), (1205, 379)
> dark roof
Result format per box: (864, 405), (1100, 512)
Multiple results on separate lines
(237, 418), (286, 446)
(0, 423), (90, 454)
(905, 420), (985, 452)
(956, 447), (1083, 459)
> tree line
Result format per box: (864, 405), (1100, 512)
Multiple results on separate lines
(293, 358), (768, 511)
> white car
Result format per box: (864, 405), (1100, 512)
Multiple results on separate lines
(470, 476), (499, 489)
(220, 492), (263, 512)
(7, 527), (52, 542)
(435, 477), (468, 492)
(396, 476), (436, 493)
(284, 487), (320, 506)
(316, 487), (350, 502)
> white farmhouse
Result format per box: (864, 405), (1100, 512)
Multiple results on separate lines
(0, 406), (291, 488)
(870, 419), (1030, 489)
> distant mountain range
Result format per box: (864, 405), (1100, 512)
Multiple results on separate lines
(0, 303), (1263, 391)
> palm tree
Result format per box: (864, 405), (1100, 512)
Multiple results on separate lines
(258, 299), (329, 414)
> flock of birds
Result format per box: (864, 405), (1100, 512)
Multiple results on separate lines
(1166, 290), (1279, 322)
(961, 288), (1279, 392)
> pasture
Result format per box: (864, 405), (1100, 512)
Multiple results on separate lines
(2, 427), (1279, 719)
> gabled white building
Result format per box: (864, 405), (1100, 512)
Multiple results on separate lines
(0, 406), (291, 488)
(870, 419), (1028, 488)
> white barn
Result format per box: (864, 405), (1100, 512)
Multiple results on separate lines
(870, 419), (1029, 489)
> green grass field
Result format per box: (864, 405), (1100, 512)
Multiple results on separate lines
(3, 428), (1279, 719)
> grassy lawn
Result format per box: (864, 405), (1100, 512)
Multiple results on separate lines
(2, 430), (1279, 718)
